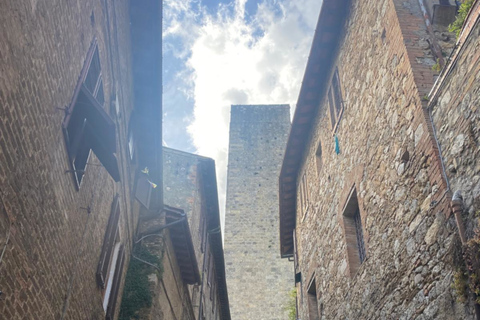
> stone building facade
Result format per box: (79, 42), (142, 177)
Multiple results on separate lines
(279, 0), (479, 319)
(224, 105), (292, 319)
(124, 147), (231, 320)
(0, 1), (162, 319)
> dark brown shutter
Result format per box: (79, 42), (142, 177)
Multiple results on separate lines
(78, 85), (116, 154)
(87, 125), (120, 182)
(105, 244), (125, 320)
(96, 196), (121, 288)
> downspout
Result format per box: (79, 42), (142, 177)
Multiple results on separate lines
(198, 231), (209, 319)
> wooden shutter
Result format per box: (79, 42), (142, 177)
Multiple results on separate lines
(78, 85), (116, 154)
(96, 196), (121, 288)
(105, 244), (125, 320)
(135, 174), (153, 209)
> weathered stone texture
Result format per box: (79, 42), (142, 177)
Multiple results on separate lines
(431, 12), (480, 246)
(293, 0), (475, 319)
(224, 105), (292, 320)
(0, 1), (138, 319)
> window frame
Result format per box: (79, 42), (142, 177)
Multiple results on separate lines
(299, 172), (309, 220)
(306, 276), (320, 320)
(327, 68), (344, 133)
(342, 186), (367, 276)
(62, 39), (120, 189)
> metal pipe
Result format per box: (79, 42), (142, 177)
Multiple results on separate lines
(134, 216), (186, 244)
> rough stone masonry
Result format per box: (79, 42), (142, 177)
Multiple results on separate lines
(224, 105), (293, 320)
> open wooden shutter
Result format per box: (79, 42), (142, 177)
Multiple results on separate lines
(96, 196), (121, 288)
(105, 244), (125, 320)
(79, 85), (116, 154)
(135, 174), (153, 209)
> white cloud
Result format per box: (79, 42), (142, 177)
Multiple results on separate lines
(163, 0), (322, 232)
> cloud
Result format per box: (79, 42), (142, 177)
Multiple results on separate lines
(163, 0), (322, 232)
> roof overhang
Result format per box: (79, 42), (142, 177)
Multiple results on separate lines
(199, 159), (231, 320)
(165, 205), (201, 285)
(279, 0), (351, 258)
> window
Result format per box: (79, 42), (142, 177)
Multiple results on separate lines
(315, 142), (322, 174)
(342, 187), (366, 276)
(96, 195), (125, 319)
(62, 40), (120, 189)
(207, 252), (214, 288)
(299, 173), (309, 217)
(128, 130), (135, 160)
(327, 68), (343, 132)
(307, 277), (320, 320)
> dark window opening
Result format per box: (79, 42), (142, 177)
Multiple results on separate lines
(307, 277), (320, 320)
(342, 187), (366, 275)
(315, 142), (322, 174)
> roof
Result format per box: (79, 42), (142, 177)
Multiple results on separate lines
(164, 205), (201, 285)
(278, 0), (351, 258)
(198, 158), (231, 320)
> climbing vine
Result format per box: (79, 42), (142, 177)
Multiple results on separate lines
(119, 245), (163, 320)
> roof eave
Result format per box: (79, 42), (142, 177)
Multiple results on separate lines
(278, 0), (351, 257)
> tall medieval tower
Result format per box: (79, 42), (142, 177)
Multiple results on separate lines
(224, 105), (292, 319)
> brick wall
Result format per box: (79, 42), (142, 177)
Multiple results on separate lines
(224, 105), (293, 320)
(293, 0), (475, 318)
(0, 1), (139, 319)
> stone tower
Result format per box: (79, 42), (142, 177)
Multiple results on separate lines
(224, 105), (292, 320)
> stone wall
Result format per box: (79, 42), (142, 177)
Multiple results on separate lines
(0, 1), (139, 319)
(293, 0), (476, 319)
(431, 4), (480, 236)
(224, 105), (293, 320)
(430, 3), (480, 300)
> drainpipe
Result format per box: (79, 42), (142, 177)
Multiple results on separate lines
(450, 191), (480, 319)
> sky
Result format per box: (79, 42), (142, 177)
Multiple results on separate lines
(162, 0), (323, 229)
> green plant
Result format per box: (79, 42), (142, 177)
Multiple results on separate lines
(453, 268), (468, 303)
(284, 288), (297, 320)
(422, 95), (430, 101)
(119, 245), (163, 320)
(449, 0), (475, 38)
(463, 236), (480, 304)
(432, 59), (441, 73)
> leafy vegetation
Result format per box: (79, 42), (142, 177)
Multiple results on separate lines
(449, 0), (475, 38)
(284, 288), (297, 320)
(119, 245), (163, 320)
